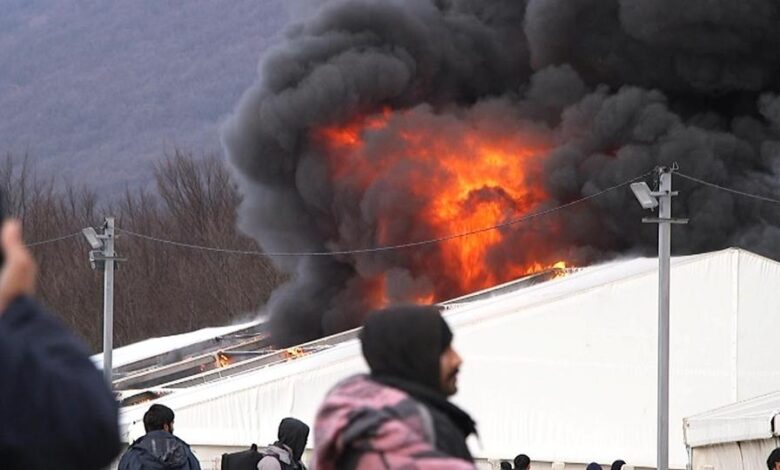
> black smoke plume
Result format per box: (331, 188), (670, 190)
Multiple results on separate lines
(223, 0), (780, 345)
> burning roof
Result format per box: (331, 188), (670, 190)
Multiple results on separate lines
(223, 0), (780, 346)
(111, 265), (576, 403)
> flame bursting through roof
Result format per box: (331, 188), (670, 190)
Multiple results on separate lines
(314, 108), (568, 309)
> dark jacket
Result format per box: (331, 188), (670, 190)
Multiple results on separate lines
(118, 430), (201, 470)
(374, 375), (475, 461)
(0, 296), (121, 470)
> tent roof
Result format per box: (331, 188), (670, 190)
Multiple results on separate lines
(92, 319), (261, 369)
(118, 248), (780, 468)
(684, 390), (780, 448)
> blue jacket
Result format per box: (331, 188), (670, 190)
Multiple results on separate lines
(119, 430), (201, 470)
(0, 296), (121, 469)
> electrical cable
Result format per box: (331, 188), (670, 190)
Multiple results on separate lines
(675, 171), (780, 205)
(117, 169), (654, 257)
(26, 232), (82, 248)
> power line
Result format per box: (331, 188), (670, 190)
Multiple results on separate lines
(26, 232), (81, 248)
(675, 171), (780, 205)
(118, 169), (654, 257)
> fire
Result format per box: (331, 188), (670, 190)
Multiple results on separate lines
(313, 107), (567, 306)
(283, 347), (307, 360)
(215, 352), (231, 368)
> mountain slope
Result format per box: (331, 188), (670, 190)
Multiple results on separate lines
(0, 0), (291, 190)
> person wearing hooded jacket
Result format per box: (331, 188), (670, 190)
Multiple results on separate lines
(257, 417), (310, 470)
(118, 404), (201, 470)
(313, 305), (477, 470)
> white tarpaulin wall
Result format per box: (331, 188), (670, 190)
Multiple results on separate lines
(119, 248), (780, 469)
(684, 391), (780, 469)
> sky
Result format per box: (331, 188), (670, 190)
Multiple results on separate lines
(0, 0), (311, 192)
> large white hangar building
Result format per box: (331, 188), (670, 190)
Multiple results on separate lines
(102, 248), (780, 470)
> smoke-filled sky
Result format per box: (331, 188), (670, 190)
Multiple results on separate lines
(223, 0), (780, 345)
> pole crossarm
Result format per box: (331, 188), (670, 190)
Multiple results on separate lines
(642, 217), (690, 224)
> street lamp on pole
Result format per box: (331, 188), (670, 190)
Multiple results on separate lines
(630, 165), (688, 470)
(81, 218), (123, 386)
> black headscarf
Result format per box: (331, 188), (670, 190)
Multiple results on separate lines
(360, 305), (452, 392)
(276, 417), (309, 463)
(611, 460), (626, 470)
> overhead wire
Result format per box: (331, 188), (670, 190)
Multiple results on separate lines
(16, 169), (780, 256)
(117, 169), (655, 257)
(26, 232), (82, 248)
(675, 171), (780, 205)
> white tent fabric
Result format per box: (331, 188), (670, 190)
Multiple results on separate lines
(684, 390), (780, 469)
(684, 391), (780, 448)
(119, 248), (780, 469)
(687, 438), (780, 470)
(92, 319), (261, 369)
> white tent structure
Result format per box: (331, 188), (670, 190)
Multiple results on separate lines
(93, 319), (261, 370)
(114, 248), (780, 470)
(684, 391), (780, 469)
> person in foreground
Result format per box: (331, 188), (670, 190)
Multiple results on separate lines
(0, 220), (121, 469)
(119, 404), (201, 470)
(257, 417), (310, 470)
(313, 305), (477, 469)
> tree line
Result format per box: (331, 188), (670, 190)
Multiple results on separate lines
(2, 152), (284, 352)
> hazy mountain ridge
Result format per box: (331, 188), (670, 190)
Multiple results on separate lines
(0, 0), (291, 191)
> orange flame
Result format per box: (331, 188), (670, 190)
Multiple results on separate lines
(215, 352), (231, 368)
(314, 107), (567, 306)
(283, 347), (307, 360)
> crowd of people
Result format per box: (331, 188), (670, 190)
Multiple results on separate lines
(2, 216), (780, 470)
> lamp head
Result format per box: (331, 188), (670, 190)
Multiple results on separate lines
(82, 227), (103, 250)
(630, 182), (659, 210)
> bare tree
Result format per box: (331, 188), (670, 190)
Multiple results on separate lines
(0, 152), (283, 351)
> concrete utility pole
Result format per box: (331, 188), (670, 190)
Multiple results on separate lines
(82, 217), (121, 386)
(102, 217), (115, 386)
(654, 169), (673, 470)
(630, 165), (688, 470)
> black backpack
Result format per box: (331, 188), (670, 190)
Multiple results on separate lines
(220, 444), (298, 470)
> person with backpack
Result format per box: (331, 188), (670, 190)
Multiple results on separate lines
(220, 417), (309, 470)
(256, 417), (310, 470)
(118, 404), (201, 470)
